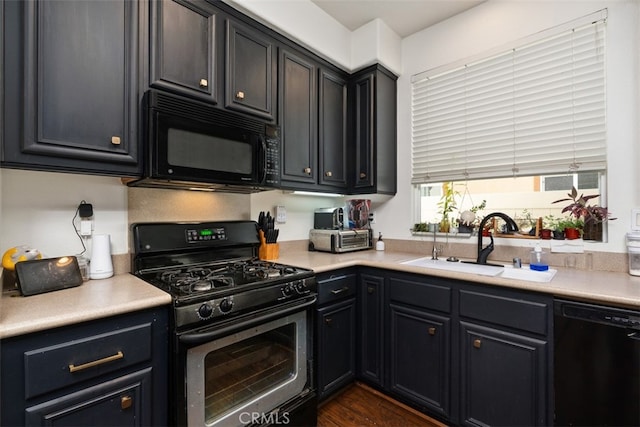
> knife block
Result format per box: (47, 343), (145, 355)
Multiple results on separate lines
(258, 230), (279, 260)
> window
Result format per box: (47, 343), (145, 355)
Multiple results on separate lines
(416, 173), (602, 229)
(411, 11), (607, 235)
(541, 171), (599, 192)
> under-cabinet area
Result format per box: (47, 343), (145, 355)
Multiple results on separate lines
(316, 267), (554, 427)
(0, 307), (169, 426)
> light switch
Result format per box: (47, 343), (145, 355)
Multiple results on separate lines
(276, 205), (286, 223)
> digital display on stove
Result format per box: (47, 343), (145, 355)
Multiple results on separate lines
(186, 227), (227, 243)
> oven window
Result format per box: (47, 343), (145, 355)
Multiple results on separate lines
(204, 324), (297, 424)
(186, 310), (308, 427)
(167, 128), (252, 174)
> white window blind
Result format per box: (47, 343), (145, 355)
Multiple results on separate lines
(411, 12), (607, 184)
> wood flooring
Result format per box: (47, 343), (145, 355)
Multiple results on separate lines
(317, 382), (449, 427)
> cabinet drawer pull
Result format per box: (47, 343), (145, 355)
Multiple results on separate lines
(235, 90), (245, 100)
(330, 286), (349, 295)
(121, 395), (133, 410)
(367, 286), (375, 294)
(325, 318), (333, 325)
(359, 172), (367, 179)
(68, 351), (124, 373)
(199, 78), (208, 88)
(303, 167), (312, 175)
(473, 339), (482, 349)
(111, 136), (121, 145)
(428, 327), (436, 336)
(325, 171), (333, 177)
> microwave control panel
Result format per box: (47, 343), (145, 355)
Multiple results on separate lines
(264, 125), (280, 187)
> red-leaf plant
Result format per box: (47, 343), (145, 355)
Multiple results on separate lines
(552, 186), (616, 225)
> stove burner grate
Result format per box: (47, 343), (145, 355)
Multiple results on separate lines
(153, 259), (304, 296)
(159, 267), (235, 293)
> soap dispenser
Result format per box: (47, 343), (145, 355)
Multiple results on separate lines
(376, 233), (385, 251)
(530, 243), (549, 271)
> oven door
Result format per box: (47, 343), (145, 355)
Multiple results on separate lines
(183, 302), (315, 427)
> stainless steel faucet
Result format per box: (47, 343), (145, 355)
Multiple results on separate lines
(476, 212), (519, 264)
(431, 228), (440, 260)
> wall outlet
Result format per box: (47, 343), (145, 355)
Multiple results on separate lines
(80, 219), (93, 236)
(276, 205), (287, 223)
(369, 211), (375, 224)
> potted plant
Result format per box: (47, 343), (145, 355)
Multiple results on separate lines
(437, 182), (457, 233)
(517, 209), (538, 236)
(545, 215), (566, 240)
(559, 217), (584, 240)
(552, 187), (615, 241)
(457, 199), (486, 234)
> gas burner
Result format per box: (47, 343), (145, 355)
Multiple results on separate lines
(157, 267), (236, 295)
(192, 280), (213, 292)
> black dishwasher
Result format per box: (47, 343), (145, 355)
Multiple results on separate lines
(554, 299), (640, 426)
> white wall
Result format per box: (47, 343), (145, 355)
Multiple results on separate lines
(224, 0), (402, 73)
(223, 0), (353, 70)
(376, 0), (640, 254)
(0, 169), (128, 257)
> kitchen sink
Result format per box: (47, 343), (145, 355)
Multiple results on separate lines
(400, 257), (504, 277)
(499, 264), (557, 282)
(400, 257), (557, 283)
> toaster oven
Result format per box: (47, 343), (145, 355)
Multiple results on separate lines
(308, 229), (372, 253)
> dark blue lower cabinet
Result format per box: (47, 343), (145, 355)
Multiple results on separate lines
(316, 270), (358, 401)
(357, 272), (385, 388)
(388, 303), (451, 420)
(0, 308), (168, 427)
(317, 298), (357, 399)
(316, 268), (552, 426)
(459, 322), (549, 427)
(26, 368), (152, 426)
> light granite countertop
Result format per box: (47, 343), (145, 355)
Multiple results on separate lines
(2, 249), (639, 340)
(277, 249), (640, 309)
(0, 273), (171, 339)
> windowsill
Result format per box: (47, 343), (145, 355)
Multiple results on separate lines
(411, 231), (475, 239)
(410, 231), (587, 253)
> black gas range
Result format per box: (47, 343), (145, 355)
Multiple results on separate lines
(131, 221), (318, 427)
(131, 221), (317, 330)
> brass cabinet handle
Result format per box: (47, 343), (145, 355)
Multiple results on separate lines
(199, 79), (208, 88)
(303, 167), (312, 175)
(235, 91), (245, 100)
(325, 171), (333, 177)
(325, 318), (333, 325)
(367, 286), (375, 294)
(111, 136), (121, 145)
(121, 395), (133, 410)
(68, 351), (124, 373)
(359, 172), (367, 179)
(473, 339), (482, 349)
(428, 327), (436, 336)
(330, 286), (349, 295)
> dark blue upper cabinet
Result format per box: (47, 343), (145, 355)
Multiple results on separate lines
(2, 0), (142, 175)
(150, 0), (218, 103)
(225, 19), (276, 121)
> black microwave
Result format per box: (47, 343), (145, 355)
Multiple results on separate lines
(127, 90), (280, 192)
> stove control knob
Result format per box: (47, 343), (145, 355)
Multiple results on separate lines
(219, 298), (233, 313)
(282, 284), (294, 297)
(197, 302), (214, 320)
(294, 280), (307, 293)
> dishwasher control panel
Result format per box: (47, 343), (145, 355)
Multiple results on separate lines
(557, 300), (640, 330)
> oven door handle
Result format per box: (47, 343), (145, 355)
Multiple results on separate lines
(179, 296), (317, 346)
